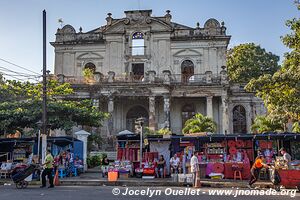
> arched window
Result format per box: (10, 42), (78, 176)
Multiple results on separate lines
(132, 32), (144, 56)
(84, 62), (96, 73)
(182, 104), (195, 128)
(126, 105), (149, 132)
(181, 60), (194, 83)
(233, 105), (247, 134)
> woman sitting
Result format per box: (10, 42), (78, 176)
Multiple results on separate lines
(74, 156), (84, 173)
(155, 155), (166, 178)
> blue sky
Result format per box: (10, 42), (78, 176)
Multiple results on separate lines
(0, 0), (298, 81)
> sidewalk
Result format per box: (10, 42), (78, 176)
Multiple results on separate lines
(0, 171), (274, 188)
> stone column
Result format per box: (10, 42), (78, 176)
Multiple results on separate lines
(206, 96), (213, 119)
(107, 97), (114, 136)
(222, 95), (229, 135)
(75, 130), (91, 171)
(149, 96), (156, 131)
(163, 96), (170, 128)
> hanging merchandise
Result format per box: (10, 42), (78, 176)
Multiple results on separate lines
(228, 140), (236, 147)
(213, 163), (224, 173)
(229, 147), (237, 155)
(236, 140), (245, 148)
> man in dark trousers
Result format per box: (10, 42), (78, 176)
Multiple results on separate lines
(247, 154), (269, 189)
(41, 150), (54, 188)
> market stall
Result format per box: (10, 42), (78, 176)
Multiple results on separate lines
(116, 133), (171, 178)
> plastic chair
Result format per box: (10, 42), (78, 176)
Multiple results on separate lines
(232, 164), (243, 181)
(234, 170), (242, 180)
(58, 168), (66, 178)
(71, 167), (78, 177)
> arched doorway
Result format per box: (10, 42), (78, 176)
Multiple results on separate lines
(182, 104), (195, 129)
(126, 106), (149, 132)
(232, 105), (247, 134)
(181, 60), (194, 83)
(84, 62), (96, 73)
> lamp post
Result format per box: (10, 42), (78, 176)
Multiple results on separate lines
(135, 117), (145, 169)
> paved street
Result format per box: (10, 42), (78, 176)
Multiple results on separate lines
(0, 185), (298, 200)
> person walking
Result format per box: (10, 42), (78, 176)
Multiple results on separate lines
(41, 150), (54, 188)
(248, 154), (269, 189)
(190, 152), (200, 188)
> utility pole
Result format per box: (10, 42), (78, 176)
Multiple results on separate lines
(42, 10), (47, 136)
(135, 117), (145, 169)
(41, 10), (48, 163)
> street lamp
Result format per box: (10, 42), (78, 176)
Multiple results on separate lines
(135, 117), (145, 170)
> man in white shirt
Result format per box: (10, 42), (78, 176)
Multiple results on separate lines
(170, 153), (180, 174)
(279, 148), (292, 169)
(190, 152), (199, 187)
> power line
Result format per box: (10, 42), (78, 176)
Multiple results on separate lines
(0, 57), (41, 75)
(2, 74), (25, 82)
(0, 72), (41, 78)
(0, 69), (40, 78)
(0, 66), (41, 77)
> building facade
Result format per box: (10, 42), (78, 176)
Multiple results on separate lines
(51, 10), (265, 149)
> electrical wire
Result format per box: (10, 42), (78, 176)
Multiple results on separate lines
(0, 66), (41, 78)
(0, 57), (41, 75)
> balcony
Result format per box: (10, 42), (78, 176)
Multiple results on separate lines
(55, 70), (228, 86)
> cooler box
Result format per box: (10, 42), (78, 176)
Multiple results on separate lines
(108, 171), (118, 182)
(178, 174), (186, 183)
(186, 174), (193, 183)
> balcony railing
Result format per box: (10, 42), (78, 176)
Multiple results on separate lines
(56, 72), (227, 85)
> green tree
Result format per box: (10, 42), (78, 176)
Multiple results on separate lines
(292, 122), (300, 133)
(251, 115), (284, 134)
(0, 79), (108, 135)
(245, 7), (300, 125)
(182, 113), (216, 134)
(226, 43), (280, 83)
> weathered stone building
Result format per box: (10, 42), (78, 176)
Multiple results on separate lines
(51, 10), (265, 149)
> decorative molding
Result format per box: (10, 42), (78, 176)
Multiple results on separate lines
(173, 49), (202, 57)
(77, 52), (104, 60)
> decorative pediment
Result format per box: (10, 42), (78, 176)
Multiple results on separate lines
(103, 19), (127, 33)
(103, 17), (173, 34)
(173, 49), (202, 57)
(77, 52), (104, 60)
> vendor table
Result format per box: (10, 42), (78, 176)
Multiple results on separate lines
(224, 162), (250, 180)
(277, 169), (300, 189)
(206, 162), (224, 175)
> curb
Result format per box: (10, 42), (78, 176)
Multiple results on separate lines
(0, 179), (273, 188)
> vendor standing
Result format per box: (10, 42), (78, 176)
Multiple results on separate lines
(190, 152), (199, 187)
(279, 148), (292, 169)
(41, 150), (54, 188)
